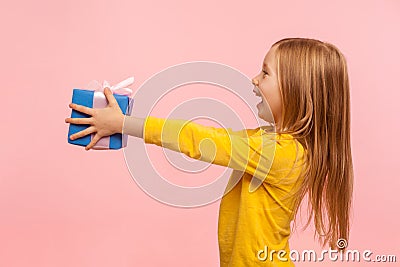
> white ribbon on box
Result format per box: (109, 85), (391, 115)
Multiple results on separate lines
(86, 77), (134, 149)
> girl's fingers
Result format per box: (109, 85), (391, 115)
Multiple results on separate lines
(69, 103), (94, 116)
(104, 87), (119, 107)
(65, 117), (93, 125)
(69, 126), (96, 141)
(85, 133), (102, 150)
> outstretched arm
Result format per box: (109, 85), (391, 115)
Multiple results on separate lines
(122, 115), (260, 139)
(124, 115), (276, 182)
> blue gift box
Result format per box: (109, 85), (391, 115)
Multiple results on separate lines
(67, 89), (133, 149)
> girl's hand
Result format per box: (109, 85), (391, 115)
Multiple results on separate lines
(65, 87), (125, 150)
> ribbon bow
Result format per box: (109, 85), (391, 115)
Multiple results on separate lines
(83, 76), (134, 149)
(86, 76), (134, 96)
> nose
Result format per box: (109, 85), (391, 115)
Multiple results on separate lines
(252, 78), (258, 86)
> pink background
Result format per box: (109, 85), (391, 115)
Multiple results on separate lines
(1, 0), (399, 266)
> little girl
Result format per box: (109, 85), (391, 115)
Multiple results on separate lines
(66, 37), (354, 266)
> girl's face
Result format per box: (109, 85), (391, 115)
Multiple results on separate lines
(251, 45), (282, 128)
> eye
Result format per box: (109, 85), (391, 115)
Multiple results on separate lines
(262, 70), (268, 77)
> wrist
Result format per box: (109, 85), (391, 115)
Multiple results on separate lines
(117, 112), (125, 134)
(122, 115), (145, 139)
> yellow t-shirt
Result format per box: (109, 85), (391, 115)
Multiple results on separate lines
(143, 116), (306, 266)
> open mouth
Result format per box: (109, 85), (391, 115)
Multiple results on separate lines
(257, 99), (263, 109)
(253, 87), (262, 97)
(253, 87), (264, 109)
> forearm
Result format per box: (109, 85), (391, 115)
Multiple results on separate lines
(122, 115), (145, 138)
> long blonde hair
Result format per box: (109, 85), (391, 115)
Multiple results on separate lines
(272, 38), (354, 249)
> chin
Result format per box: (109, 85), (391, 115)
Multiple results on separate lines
(258, 113), (274, 125)
(258, 114), (268, 124)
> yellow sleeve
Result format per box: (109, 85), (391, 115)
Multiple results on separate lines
(143, 116), (277, 183)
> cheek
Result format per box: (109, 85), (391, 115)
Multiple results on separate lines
(264, 88), (281, 114)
